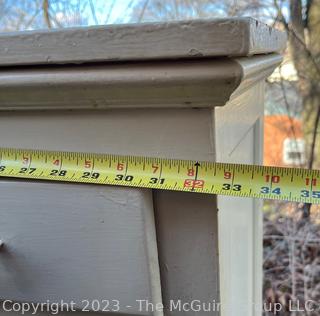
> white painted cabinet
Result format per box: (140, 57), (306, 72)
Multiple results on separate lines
(0, 18), (285, 316)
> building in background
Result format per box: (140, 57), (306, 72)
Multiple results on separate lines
(264, 115), (305, 167)
(264, 53), (306, 167)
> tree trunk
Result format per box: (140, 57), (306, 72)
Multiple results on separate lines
(289, 0), (320, 169)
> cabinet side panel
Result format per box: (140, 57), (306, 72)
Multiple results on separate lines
(215, 82), (264, 316)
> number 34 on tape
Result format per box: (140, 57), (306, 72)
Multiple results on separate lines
(0, 148), (319, 204)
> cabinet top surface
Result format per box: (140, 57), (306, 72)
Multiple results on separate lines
(0, 17), (286, 66)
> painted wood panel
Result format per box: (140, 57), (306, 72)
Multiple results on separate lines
(0, 184), (157, 315)
(0, 54), (281, 110)
(154, 191), (220, 316)
(0, 59), (241, 110)
(0, 109), (215, 159)
(0, 108), (216, 316)
(0, 18), (286, 66)
(215, 82), (265, 316)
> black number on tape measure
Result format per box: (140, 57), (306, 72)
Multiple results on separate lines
(0, 166), (6, 172)
(301, 190), (320, 198)
(233, 184), (241, 191)
(19, 167), (27, 174)
(149, 178), (165, 184)
(82, 172), (100, 179)
(19, 167), (37, 174)
(222, 183), (242, 191)
(261, 187), (281, 195)
(115, 174), (134, 182)
(50, 169), (67, 176)
(222, 184), (231, 190)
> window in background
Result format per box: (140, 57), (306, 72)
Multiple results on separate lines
(282, 138), (305, 166)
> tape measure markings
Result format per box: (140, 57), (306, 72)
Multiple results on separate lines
(0, 147), (319, 204)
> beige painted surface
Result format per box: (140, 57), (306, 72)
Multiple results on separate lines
(0, 59), (241, 109)
(154, 191), (219, 316)
(0, 109), (215, 158)
(0, 184), (157, 316)
(215, 82), (265, 316)
(0, 108), (218, 316)
(0, 18), (285, 66)
(0, 54), (281, 110)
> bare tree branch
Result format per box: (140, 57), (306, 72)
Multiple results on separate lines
(138, 0), (149, 22)
(42, 0), (51, 28)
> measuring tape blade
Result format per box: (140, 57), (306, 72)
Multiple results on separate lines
(0, 148), (319, 204)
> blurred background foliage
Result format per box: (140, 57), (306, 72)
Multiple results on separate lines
(0, 0), (319, 314)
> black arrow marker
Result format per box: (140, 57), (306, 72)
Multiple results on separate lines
(192, 161), (200, 191)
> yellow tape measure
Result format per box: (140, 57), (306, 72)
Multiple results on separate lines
(0, 147), (319, 204)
